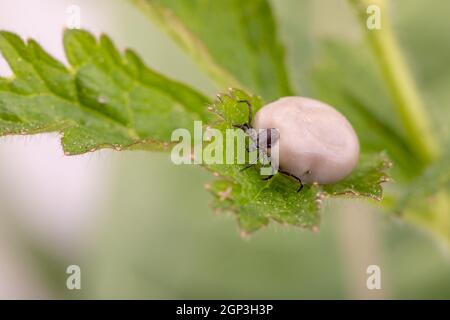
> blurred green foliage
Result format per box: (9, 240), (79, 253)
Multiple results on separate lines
(131, 0), (294, 101)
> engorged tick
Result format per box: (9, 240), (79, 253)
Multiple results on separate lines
(233, 97), (360, 192)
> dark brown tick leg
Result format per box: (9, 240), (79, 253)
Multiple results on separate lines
(240, 152), (259, 172)
(278, 169), (304, 192)
(262, 175), (274, 181)
(237, 100), (253, 125)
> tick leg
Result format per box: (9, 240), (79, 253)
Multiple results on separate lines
(259, 151), (274, 174)
(233, 123), (249, 131)
(260, 152), (267, 166)
(279, 169), (304, 192)
(237, 100), (253, 125)
(240, 163), (256, 172)
(268, 162), (277, 176)
(248, 139), (257, 152)
(240, 152), (259, 172)
(262, 175), (274, 181)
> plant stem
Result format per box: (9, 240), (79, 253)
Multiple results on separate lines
(348, 0), (441, 165)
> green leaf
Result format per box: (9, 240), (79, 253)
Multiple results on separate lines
(205, 89), (391, 233)
(322, 153), (391, 201)
(130, 0), (293, 101)
(0, 29), (210, 154)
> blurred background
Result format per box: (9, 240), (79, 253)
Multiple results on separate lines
(0, 0), (449, 299)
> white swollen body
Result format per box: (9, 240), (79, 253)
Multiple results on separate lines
(253, 96), (360, 184)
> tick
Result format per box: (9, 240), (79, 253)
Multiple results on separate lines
(233, 97), (360, 191)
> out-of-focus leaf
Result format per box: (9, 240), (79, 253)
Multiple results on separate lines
(394, 0), (450, 146)
(130, 0), (293, 101)
(0, 30), (210, 154)
(396, 153), (450, 244)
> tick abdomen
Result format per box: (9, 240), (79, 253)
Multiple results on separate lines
(253, 96), (360, 184)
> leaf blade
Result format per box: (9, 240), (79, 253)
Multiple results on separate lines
(130, 0), (293, 101)
(0, 29), (211, 154)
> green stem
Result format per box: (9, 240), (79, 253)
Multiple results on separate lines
(348, 0), (441, 165)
